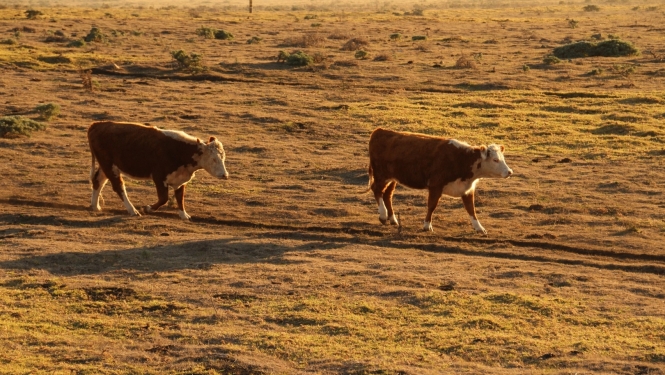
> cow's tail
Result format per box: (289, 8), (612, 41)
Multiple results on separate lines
(89, 149), (96, 187)
(361, 163), (373, 194)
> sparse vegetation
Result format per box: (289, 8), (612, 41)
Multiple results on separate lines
(412, 35), (428, 41)
(67, 39), (86, 48)
(553, 39), (638, 58)
(195, 27), (233, 40)
(170, 49), (204, 72)
(281, 33), (325, 48)
(0, 116), (46, 138)
(389, 33), (401, 41)
(0, 39), (17, 45)
(84, 27), (106, 43)
(246, 36), (262, 44)
(543, 55), (562, 65)
(341, 37), (369, 51)
(455, 55), (477, 69)
(354, 50), (368, 59)
(277, 50), (314, 66)
(34, 103), (60, 120)
(25, 9), (43, 19)
(568, 19), (579, 28)
(583, 5), (601, 11)
(373, 53), (393, 61)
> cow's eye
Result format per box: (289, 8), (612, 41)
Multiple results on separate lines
(493, 159), (499, 163)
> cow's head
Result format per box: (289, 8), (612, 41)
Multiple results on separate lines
(198, 136), (229, 179)
(479, 144), (512, 178)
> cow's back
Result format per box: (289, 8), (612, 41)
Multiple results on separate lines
(88, 121), (188, 179)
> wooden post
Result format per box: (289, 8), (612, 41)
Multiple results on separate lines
(249, 0), (252, 13)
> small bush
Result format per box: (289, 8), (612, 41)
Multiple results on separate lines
(25, 9), (43, 19)
(553, 39), (638, 58)
(171, 49), (204, 72)
(543, 55), (562, 65)
(196, 27), (216, 39)
(522, 64), (530, 72)
(591, 33), (603, 40)
(0, 116), (46, 138)
(412, 35), (428, 41)
(341, 37), (369, 51)
(286, 51), (313, 66)
(328, 30), (349, 40)
(35, 103), (60, 120)
(67, 39), (86, 47)
(455, 55), (477, 69)
(390, 33), (401, 41)
(84, 27), (106, 43)
(311, 23), (322, 27)
(583, 5), (600, 11)
(80, 69), (93, 92)
(214, 30), (233, 40)
(304, 14), (317, 20)
(354, 50), (368, 59)
(373, 53), (393, 61)
(587, 68), (603, 75)
(281, 33), (325, 48)
(0, 39), (17, 45)
(246, 36), (262, 44)
(411, 6), (425, 16)
(568, 19), (579, 29)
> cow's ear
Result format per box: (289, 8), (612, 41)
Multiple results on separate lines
(480, 146), (488, 160)
(209, 136), (216, 143)
(500, 145), (505, 152)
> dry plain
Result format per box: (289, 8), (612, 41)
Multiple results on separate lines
(0, 0), (664, 374)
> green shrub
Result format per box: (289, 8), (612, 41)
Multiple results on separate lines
(412, 35), (427, 41)
(543, 55), (562, 65)
(214, 30), (233, 40)
(170, 49), (204, 71)
(67, 39), (86, 47)
(553, 39), (638, 58)
(354, 50), (368, 59)
(25, 9), (43, 19)
(84, 27), (106, 43)
(389, 33), (401, 41)
(286, 51), (313, 66)
(583, 5), (600, 11)
(196, 27), (216, 39)
(0, 116), (46, 138)
(34, 103), (60, 121)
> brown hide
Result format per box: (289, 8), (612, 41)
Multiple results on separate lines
(88, 121), (201, 183)
(368, 128), (483, 190)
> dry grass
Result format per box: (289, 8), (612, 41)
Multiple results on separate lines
(1, 1), (665, 374)
(341, 37), (370, 51)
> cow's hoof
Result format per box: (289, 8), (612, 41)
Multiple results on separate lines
(379, 217), (388, 225)
(143, 205), (154, 214)
(91, 206), (102, 212)
(129, 209), (141, 217)
(389, 215), (399, 225)
(477, 228), (488, 236)
(178, 210), (191, 221)
(423, 221), (433, 232)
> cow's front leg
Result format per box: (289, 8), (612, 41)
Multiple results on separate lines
(145, 178), (169, 214)
(383, 181), (399, 225)
(423, 187), (443, 231)
(462, 191), (487, 235)
(174, 185), (190, 220)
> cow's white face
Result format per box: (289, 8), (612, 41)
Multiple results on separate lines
(198, 137), (229, 179)
(480, 144), (512, 178)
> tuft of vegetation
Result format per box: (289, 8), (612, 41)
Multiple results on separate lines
(522, 64), (530, 72)
(341, 37), (369, 51)
(373, 53), (393, 61)
(25, 9), (43, 19)
(587, 67), (604, 75)
(84, 27), (106, 43)
(0, 39), (17, 45)
(281, 33), (325, 48)
(196, 27), (233, 40)
(354, 50), (369, 60)
(0, 116), (46, 138)
(214, 29), (233, 40)
(543, 55), (562, 65)
(390, 33), (402, 41)
(304, 14), (318, 20)
(170, 50), (204, 72)
(311, 23), (322, 27)
(246, 36), (262, 44)
(67, 39), (86, 48)
(568, 19), (579, 29)
(34, 103), (60, 121)
(455, 55), (477, 69)
(285, 51), (313, 66)
(583, 5), (600, 11)
(412, 35), (428, 41)
(79, 69), (94, 92)
(553, 39), (639, 59)
(327, 30), (349, 40)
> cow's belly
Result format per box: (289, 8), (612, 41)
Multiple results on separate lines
(112, 164), (151, 180)
(442, 178), (478, 198)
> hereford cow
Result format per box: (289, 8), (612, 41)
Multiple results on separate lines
(88, 121), (229, 220)
(367, 128), (512, 234)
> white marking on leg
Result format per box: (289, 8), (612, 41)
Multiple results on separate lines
(389, 214), (399, 225)
(144, 205), (154, 213)
(91, 179), (107, 211)
(423, 221), (433, 232)
(471, 216), (487, 235)
(378, 198), (388, 221)
(120, 187), (140, 216)
(178, 210), (191, 220)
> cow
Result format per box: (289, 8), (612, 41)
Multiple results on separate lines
(367, 127), (512, 234)
(88, 121), (229, 220)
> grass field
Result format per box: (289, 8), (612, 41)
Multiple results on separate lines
(1, 0), (664, 374)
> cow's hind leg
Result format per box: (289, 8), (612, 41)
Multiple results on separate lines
(174, 185), (190, 220)
(371, 178), (390, 224)
(423, 187), (443, 232)
(91, 168), (108, 212)
(383, 181), (399, 225)
(106, 167), (141, 217)
(145, 177), (169, 214)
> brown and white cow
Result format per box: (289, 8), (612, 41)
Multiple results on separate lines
(88, 121), (229, 220)
(367, 128), (512, 234)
